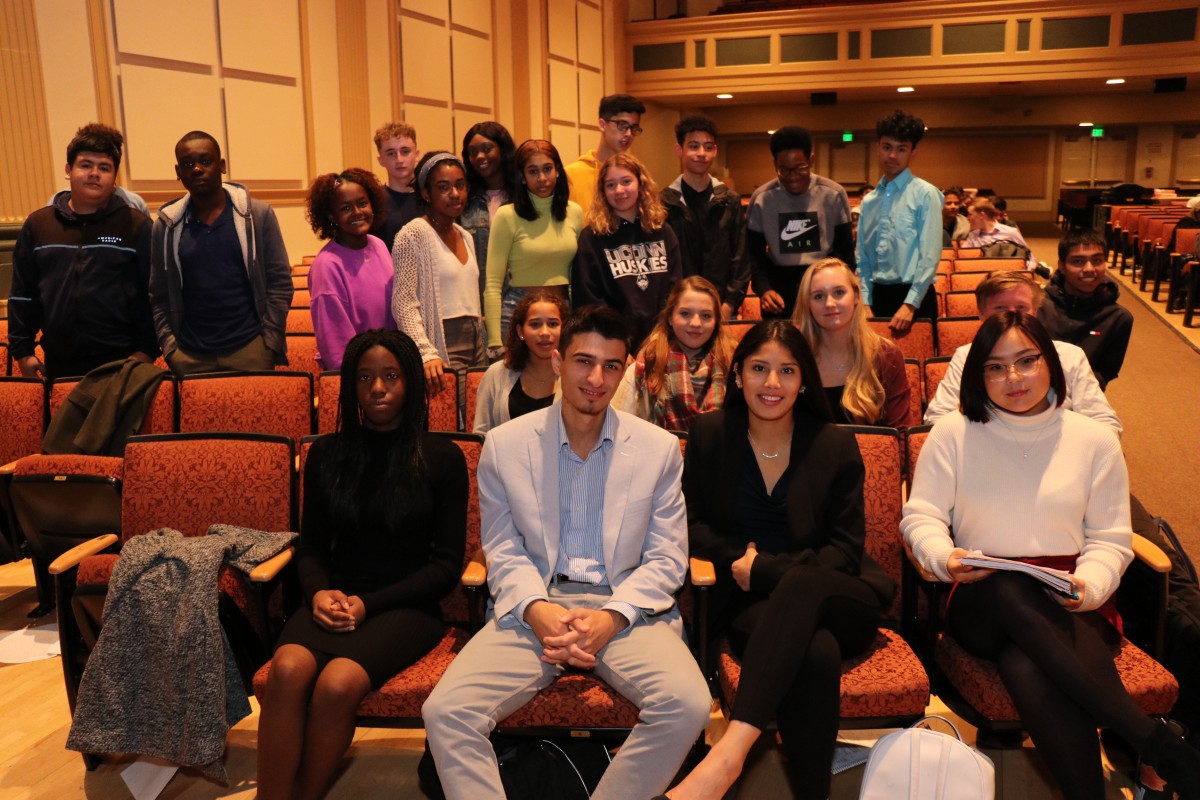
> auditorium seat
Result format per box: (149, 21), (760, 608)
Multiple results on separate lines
(951, 257), (1025, 273)
(867, 318), (935, 363)
(286, 308), (314, 334)
(317, 371), (340, 435)
(948, 271), (992, 293)
(0, 378), (46, 465)
(49, 376), (176, 436)
(283, 333), (324, 385)
(427, 371), (459, 432)
(943, 291), (979, 318)
(726, 320), (756, 342)
(935, 317), (982, 357)
(464, 367), (488, 433)
(179, 371), (314, 446)
(291, 290), (310, 308)
(904, 358), (922, 427)
(922, 357), (953, 408)
(739, 294), (762, 321)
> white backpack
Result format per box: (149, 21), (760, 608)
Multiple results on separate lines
(859, 716), (995, 800)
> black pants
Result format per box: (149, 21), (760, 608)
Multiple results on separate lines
(950, 573), (1156, 800)
(869, 281), (938, 320)
(724, 565), (880, 800)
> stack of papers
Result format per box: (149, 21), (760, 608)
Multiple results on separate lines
(959, 553), (1077, 597)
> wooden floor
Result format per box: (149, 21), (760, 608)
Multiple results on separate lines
(0, 557), (1145, 800)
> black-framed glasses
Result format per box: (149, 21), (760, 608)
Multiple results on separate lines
(983, 353), (1042, 382)
(604, 119), (643, 136)
(776, 164), (811, 177)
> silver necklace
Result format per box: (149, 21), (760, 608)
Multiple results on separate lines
(747, 431), (781, 459)
(993, 409), (1055, 459)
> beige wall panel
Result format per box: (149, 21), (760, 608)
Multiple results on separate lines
(308, 0), (344, 175)
(401, 0), (448, 19)
(274, 204), (324, 266)
(218, 0), (301, 77)
(637, 100), (680, 190)
(725, 139), (776, 196)
(402, 17), (451, 101)
(550, 123), (581, 163)
(455, 109), (492, 147)
(1177, 132), (1200, 183)
(1059, 135), (1092, 184)
(224, 79), (307, 180)
(451, 0), (492, 34)
(35, 0), (99, 176)
(120, 65), (223, 182)
(366, 0), (395, 128)
(1095, 137), (1130, 183)
(578, 69), (603, 126)
(404, 102), (454, 152)
(1135, 124), (1174, 185)
(547, 1), (577, 61)
(112, 0), (217, 64)
(577, 3), (603, 70)
(913, 134), (1049, 198)
(830, 141), (869, 186)
(452, 31), (494, 111)
(548, 60), (579, 125)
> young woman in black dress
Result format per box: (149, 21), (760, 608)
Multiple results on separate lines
(666, 320), (893, 800)
(257, 329), (467, 799)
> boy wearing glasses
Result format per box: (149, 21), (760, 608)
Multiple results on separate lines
(743, 126), (854, 318)
(1038, 230), (1132, 389)
(661, 115), (748, 319)
(566, 93), (646, 215)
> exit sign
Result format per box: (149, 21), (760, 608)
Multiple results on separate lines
(1091, 127), (1105, 138)
(842, 131), (854, 142)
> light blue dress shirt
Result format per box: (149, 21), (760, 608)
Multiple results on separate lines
(855, 168), (944, 309)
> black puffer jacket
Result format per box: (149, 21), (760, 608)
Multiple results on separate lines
(1038, 271), (1133, 389)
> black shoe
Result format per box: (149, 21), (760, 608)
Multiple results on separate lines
(1144, 721), (1200, 799)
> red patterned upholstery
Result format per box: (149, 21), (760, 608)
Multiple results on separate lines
(427, 372), (458, 432)
(0, 378), (45, 464)
(868, 319), (935, 362)
(738, 295), (762, 321)
(49, 378), (175, 436)
(179, 372), (313, 445)
(922, 359), (951, 410)
(14, 454), (123, 481)
(0, 343), (8, 376)
(284, 334), (324, 384)
(718, 628), (929, 720)
(903, 359), (921, 426)
(944, 292), (979, 318)
(936, 318), (983, 357)
(286, 308), (314, 334)
(499, 673), (641, 730)
(292, 289), (310, 308)
(464, 369), (486, 433)
(934, 633), (1178, 721)
(948, 271), (990, 293)
(439, 436), (482, 624)
(317, 372), (340, 435)
(853, 429), (903, 620)
(727, 321), (754, 342)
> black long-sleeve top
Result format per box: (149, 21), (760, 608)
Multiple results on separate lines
(296, 430), (467, 617)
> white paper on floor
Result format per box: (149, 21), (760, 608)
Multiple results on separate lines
(0, 624), (60, 663)
(121, 757), (179, 800)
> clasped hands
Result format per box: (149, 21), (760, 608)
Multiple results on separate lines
(312, 589), (366, 632)
(525, 600), (627, 669)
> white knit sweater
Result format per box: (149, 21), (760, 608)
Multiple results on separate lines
(391, 218), (477, 364)
(902, 403), (1132, 611)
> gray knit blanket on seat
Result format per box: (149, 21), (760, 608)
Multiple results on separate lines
(65, 524), (296, 782)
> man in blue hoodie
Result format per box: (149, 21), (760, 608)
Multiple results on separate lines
(150, 131), (292, 376)
(10, 123), (156, 380)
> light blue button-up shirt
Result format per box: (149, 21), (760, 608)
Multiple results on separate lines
(855, 168), (943, 309)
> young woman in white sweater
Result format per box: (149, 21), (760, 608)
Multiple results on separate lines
(903, 312), (1200, 799)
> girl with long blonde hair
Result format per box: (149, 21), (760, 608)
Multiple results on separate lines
(614, 276), (736, 432)
(792, 258), (910, 427)
(571, 153), (682, 350)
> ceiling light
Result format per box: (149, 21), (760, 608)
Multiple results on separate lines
(1079, 121), (1094, 127)
(716, 93), (733, 99)
(767, 129), (776, 135)
(1106, 78), (1125, 85)
(897, 86), (915, 93)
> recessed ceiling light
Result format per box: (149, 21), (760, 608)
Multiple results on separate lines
(767, 129), (776, 135)
(897, 86), (915, 93)
(1079, 121), (1094, 127)
(1106, 78), (1125, 85)
(716, 93), (733, 99)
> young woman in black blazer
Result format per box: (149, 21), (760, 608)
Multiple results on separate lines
(666, 319), (893, 800)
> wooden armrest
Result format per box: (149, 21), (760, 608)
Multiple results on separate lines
(249, 546), (294, 583)
(690, 557), (716, 587)
(49, 534), (120, 575)
(1133, 533), (1171, 574)
(462, 549), (487, 587)
(0, 461), (19, 476)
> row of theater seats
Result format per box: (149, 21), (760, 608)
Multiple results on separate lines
(1106, 203), (1200, 325)
(28, 424), (1178, 774)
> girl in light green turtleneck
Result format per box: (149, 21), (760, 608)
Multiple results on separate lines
(484, 139), (583, 352)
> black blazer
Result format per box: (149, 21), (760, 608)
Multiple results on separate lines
(684, 408), (894, 605)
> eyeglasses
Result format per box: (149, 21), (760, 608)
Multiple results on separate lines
(776, 164), (811, 177)
(604, 119), (643, 136)
(983, 353), (1042, 382)
(1064, 255), (1107, 268)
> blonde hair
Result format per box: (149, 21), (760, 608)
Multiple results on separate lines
(792, 258), (887, 424)
(584, 153), (667, 236)
(373, 122), (417, 150)
(639, 276), (736, 396)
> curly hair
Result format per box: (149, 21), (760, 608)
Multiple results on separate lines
(675, 115), (717, 145)
(770, 126), (813, 158)
(67, 123), (125, 170)
(792, 258), (889, 424)
(638, 276), (736, 397)
(585, 153), (667, 236)
(504, 289), (570, 371)
(876, 109), (926, 146)
(324, 329), (430, 528)
(513, 139), (570, 222)
(306, 168), (389, 240)
(373, 122), (417, 151)
(461, 121), (517, 199)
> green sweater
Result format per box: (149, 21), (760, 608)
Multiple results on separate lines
(484, 193), (583, 346)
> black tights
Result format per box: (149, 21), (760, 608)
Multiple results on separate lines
(725, 565), (880, 800)
(950, 573), (1157, 800)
